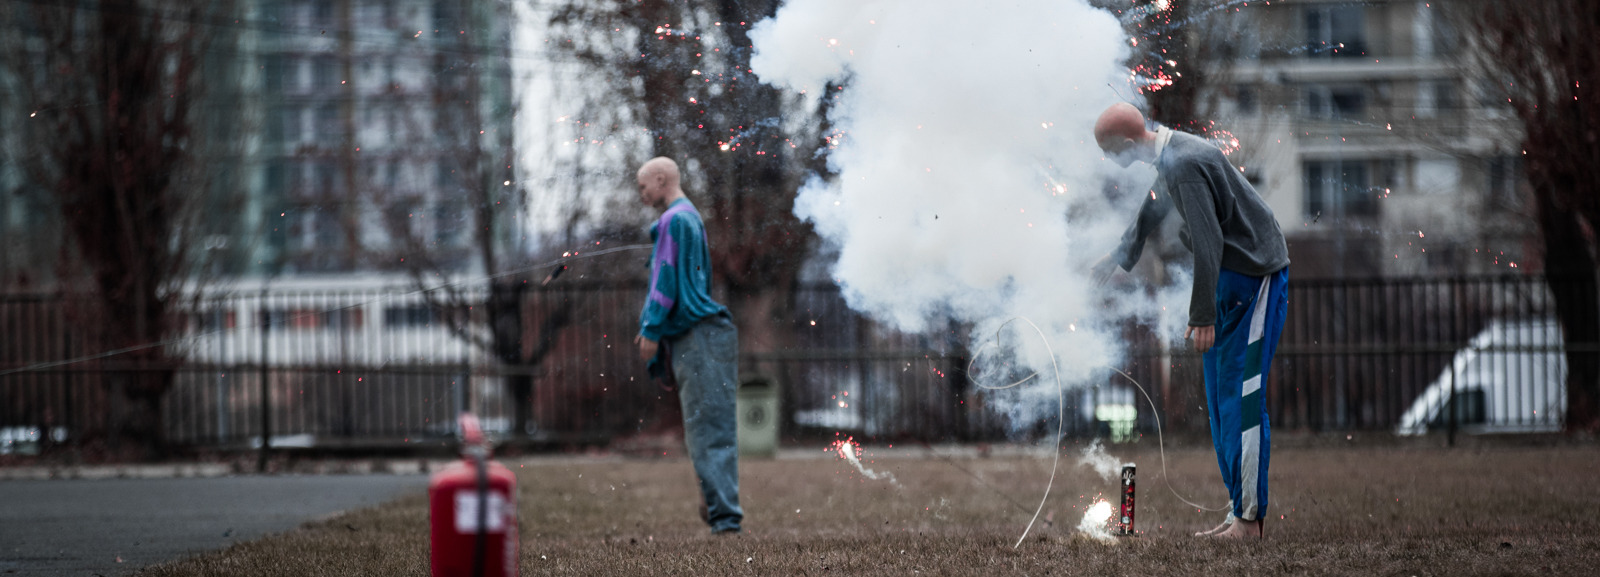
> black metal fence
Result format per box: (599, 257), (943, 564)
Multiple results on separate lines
(0, 274), (1592, 455)
(1118, 275), (1591, 441)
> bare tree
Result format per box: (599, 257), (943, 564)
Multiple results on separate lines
(0, 0), (243, 458)
(1108, 0), (1221, 131)
(351, 0), (563, 436)
(547, 0), (827, 377)
(1448, 0), (1600, 432)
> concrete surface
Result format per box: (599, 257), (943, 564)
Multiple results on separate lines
(0, 474), (427, 576)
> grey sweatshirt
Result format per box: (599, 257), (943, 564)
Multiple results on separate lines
(1113, 130), (1290, 327)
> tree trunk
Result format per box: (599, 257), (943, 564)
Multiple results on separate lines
(488, 281), (527, 436)
(728, 287), (786, 383)
(1534, 182), (1600, 432)
(509, 374), (534, 437)
(109, 368), (173, 460)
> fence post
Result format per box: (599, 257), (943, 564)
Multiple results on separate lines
(1447, 351), (1457, 448)
(258, 290), (271, 472)
(216, 308), (229, 444)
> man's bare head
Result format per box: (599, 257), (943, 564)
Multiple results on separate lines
(1094, 103), (1156, 167)
(636, 157), (685, 211)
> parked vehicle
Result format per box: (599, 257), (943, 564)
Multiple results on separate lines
(1396, 318), (1566, 435)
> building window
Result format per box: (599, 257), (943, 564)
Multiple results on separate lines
(433, 1), (462, 37)
(1427, 6), (1458, 58)
(364, 104), (390, 143)
(263, 161), (286, 193)
(377, 0), (396, 28)
(274, 1), (308, 29)
(1234, 84), (1257, 115)
(261, 54), (285, 92)
(285, 161), (307, 194)
(1305, 84), (1366, 119)
(436, 161), (460, 194)
(314, 56), (338, 90)
(1416, 79), (1460, 118)
(434, 201), (466, 247)
(264, 106), (287, 145)
(311, 1), (335, 30)
(284, 106), (304, 144)
(1433, 80), (1460, 113)
(1304, 4), (1367, 58)
(385, 199), (421, 241)
(1477, 78), (1515, 111)
(262, 308), (363, 330)
(311, 208), (344, 251)
(274, 56), (305, 94)
(1486, 155), (1521, 207)
(366, 160), (396, 192)
(315, 103), (341, 141)
(192, 310), (237, 332)
(384, 305), (438, 328)
(1304, 160), (1382, 220)
(258, 309), (290, 332)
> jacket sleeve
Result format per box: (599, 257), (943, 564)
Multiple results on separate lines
(1114, 185), (1173, 272)
(1171, 180), (1224, 327)
(638, 215), (684, 342)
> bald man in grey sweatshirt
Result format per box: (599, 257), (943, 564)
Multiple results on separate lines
(1092, 103), (1289, 539)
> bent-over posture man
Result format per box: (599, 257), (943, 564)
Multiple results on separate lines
(633, 156), (743, 534)
(1091, 103), (1289, 539)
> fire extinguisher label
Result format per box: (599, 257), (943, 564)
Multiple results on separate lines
(454, 490), (510, 533)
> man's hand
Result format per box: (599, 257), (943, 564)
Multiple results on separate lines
(635, 335), (659, 361)
(1185, 325), (1215, 353)
(1090, 253), (1118, 286)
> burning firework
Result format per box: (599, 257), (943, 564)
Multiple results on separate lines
(1077, 499), (1118, 542)
(828, 437), (900, 486)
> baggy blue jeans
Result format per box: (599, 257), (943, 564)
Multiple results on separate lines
(667, 313), (743, 532)
(1203, 267), (1288, 522)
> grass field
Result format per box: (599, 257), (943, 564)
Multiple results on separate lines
(138, 441), (1600, 576)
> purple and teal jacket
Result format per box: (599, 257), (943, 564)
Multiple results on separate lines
(639, 198), (727, 342)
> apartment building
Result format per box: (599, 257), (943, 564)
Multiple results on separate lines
(252, 0), (518, 276)
(0, 1), (518, 285)
(1210, 0), (1530, 278)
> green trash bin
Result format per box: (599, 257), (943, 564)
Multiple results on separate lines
(737, 377), (779, 457)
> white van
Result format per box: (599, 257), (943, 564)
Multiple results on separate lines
(1396, 317), (1567, 435)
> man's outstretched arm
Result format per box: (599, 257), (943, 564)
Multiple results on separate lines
(1094, 187), (1172, 284)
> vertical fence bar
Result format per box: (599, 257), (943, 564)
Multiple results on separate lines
(258, 290), (270, 472)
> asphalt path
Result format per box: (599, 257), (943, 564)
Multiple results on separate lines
(0, 474), (427, 577)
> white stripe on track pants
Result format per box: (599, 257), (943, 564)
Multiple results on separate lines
(1203, 266), (1288, 521)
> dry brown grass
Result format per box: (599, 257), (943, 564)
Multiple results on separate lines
(138, 443), (1600, 576)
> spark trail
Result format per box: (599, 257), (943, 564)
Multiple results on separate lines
(829, 438), (900, 486)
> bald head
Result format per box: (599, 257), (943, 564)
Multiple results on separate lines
(638, 157), (681, 187)
(636, 156), (685, 211)
(1094, 103), (1158, 168)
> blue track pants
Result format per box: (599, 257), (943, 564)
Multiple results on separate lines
(1203, 267), (1288, 521)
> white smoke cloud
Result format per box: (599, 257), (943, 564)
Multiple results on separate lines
(1077, 438), (1129, 482)
(751, 0), (1187, 429)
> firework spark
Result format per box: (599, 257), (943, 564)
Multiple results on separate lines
(828, 437), (900, 486)
(1077, 499), (1117, 542)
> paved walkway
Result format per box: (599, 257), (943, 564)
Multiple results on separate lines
(0, 474), (427, 577)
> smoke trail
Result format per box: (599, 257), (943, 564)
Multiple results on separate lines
(751, 0), (1185, 429)
(1077, 438), (1131, 482)
(832, 439), (900, 486)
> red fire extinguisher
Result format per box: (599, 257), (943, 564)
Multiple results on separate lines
(430, 413), (518, 577)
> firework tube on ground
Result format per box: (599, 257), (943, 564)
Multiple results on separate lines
(1117, 464), (1136, 536)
